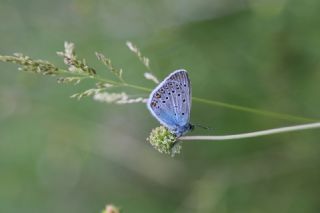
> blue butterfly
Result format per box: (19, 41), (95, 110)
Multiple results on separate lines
(147, 69), (194, 137)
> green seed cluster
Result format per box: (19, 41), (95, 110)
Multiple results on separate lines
(0, 53), (58, 75)
(147, 126), (182, 157)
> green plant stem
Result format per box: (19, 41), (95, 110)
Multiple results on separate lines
(179, 122), (320, 141)
(56, 68), (317, 122)
(192, 97), (316, 122)
(58, 68), (152, 92)
(59, 68), (315, 122)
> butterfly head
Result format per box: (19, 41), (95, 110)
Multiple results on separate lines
(189, 123), (195, 131)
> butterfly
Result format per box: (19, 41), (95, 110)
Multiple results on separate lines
(147, 69), (194, 137)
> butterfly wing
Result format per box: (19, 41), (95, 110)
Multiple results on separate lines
(167, 69), (191, 126)
(147, 69), (191, 130)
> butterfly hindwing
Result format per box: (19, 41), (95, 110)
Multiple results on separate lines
(148, 82), (178, 129)
(167, 70), (191, 126)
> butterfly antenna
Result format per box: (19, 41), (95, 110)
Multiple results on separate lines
(192, 123), (213, 131)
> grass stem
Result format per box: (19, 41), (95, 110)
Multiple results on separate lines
(180, 122), (320, 141)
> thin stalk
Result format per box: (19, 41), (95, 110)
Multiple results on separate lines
(192, 97), (316, 122)
(59, 69), (318, 122)
(56, 68), (317, 122)
(180, 122), (320, 141)
(57, 69), (120, 85)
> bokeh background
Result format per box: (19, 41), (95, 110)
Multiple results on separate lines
(1, 0), (320, 212)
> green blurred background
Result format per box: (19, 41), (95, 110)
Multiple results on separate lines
(1, 0), (320, 212)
